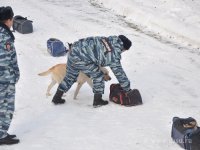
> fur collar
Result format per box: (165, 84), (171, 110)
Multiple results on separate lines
(0, 22), (15, 41)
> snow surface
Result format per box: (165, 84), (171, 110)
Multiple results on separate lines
(95, 0), (200, 51)
(0, 0), (200, 150)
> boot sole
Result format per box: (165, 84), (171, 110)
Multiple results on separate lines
(93, 103), (108, 108)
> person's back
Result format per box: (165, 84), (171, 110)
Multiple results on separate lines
(71, 36), (123, 66)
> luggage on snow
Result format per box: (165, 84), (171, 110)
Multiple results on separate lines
(47, 38), (68, 57)
(13, 15), (33, 34)
(109, 83), (142, 106)
(171, 117), (200, 150)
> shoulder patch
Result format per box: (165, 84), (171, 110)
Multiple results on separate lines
(5, 42), (12, 51)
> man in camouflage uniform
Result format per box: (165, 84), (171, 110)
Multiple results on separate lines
(52, 35), (134, 107)
(0, 6), (20, 145)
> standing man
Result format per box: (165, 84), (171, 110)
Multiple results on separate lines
(52, 35), (136, 107)
(0, 6), (20, 145)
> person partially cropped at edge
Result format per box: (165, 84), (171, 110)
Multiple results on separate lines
(0, 6), (20, 145)
(52, 34), (136, 107)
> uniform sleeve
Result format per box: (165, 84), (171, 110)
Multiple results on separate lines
(10, 42), (20, 83)
(0, 35), (20, 83)
(110, 60), (130, 92)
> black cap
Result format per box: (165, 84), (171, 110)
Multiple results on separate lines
(118, 35), (132, 50)
(0, 6), (14, 22)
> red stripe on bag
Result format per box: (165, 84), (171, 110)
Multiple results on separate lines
(128, 96), (131, 105)
(120, 94), (123, 105)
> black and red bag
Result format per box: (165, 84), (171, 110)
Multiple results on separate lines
(109, 84), (143, 106)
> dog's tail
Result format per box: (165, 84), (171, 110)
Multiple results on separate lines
(38, 70), (51, 76)
(38, 67), (54, 76)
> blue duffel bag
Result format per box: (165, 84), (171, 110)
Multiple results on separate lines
(47, 38), (68, 57)
(171, 117), (200, 150)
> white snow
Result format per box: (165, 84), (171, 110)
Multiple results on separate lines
(0, 0), (200, 150)
(95, 0), (200, 50)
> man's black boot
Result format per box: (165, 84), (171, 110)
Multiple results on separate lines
(0, 136), (20, 145)
(93, 93), (108, 107)
(7, 134), (16, 139)
(52, 89), (65, 105)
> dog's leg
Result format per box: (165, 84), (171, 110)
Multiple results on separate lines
(73, 82), (84, 100)
(46, 80), (57, 97)
(87, 79), (93, 88)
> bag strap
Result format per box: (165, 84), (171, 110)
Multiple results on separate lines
(14, 15), (33, 22)
(101, 38), (113, 55)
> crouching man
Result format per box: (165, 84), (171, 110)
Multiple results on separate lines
(52, 35), (134, 107)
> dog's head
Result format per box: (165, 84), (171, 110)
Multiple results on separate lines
(100, 67), (111, 81)
(103, 73), (111, 81)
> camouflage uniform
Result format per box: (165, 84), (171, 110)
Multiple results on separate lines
(0, 23), (19, 139)
(59, 36), (130, 94)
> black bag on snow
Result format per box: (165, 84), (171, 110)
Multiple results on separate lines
(109, 83), (142, 106)
(13, 15), (33, 34)
(171, 117), (200, 150)
(47, 38), (68, 57)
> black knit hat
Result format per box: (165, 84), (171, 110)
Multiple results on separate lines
(0, 6), (14, 22)
(118, 35), (132, 50)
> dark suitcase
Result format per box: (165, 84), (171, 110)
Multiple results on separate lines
(13, 15), (33, 34)
(171, 117), (200, 150)
(109, 83), (142, 106)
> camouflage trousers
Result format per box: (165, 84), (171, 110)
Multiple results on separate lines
(0, 84), (15, 139)
(58, 54), (105, 94)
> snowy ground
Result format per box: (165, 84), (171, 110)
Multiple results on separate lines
(0, 0), (200, 150)
(95, 0), (200, 52)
